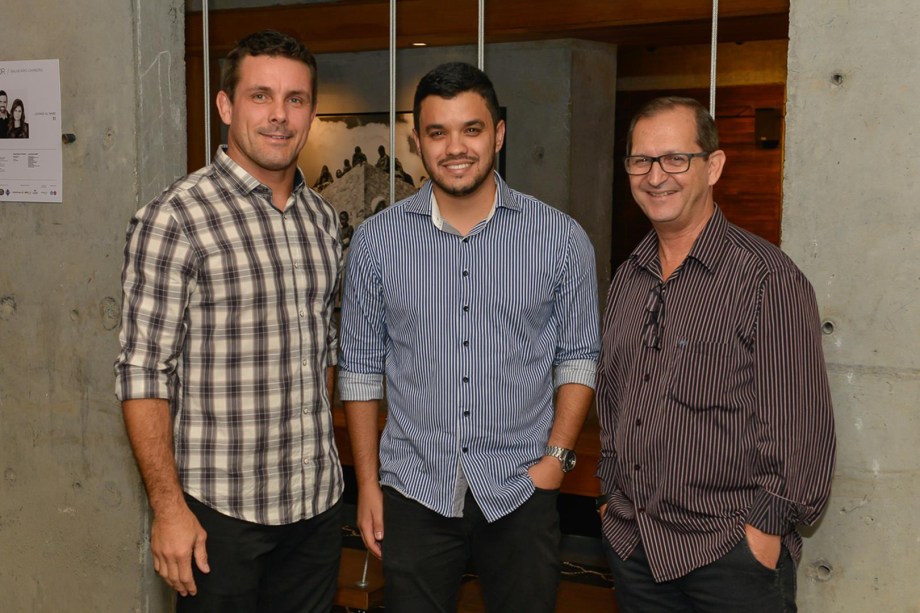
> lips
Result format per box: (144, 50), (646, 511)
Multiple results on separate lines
(440, 157), (477, 172)
(259, 130), (292, 141)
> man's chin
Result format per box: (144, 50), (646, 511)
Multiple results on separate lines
(431, 173), (492, 198)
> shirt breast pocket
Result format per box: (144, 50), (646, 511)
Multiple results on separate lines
(667, 341), (747, 412)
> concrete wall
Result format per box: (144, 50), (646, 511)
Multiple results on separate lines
(784, 1), (920, 610)
(0, 2), (185, 611)
(314, 39), (617, 296)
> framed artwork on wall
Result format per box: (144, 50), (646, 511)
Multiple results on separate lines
(298, 112), (423, 237)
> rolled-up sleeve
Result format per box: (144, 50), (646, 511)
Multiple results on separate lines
(552, 220), (600, 389)
(338, 226), (387, 401)
(114, 204), (197, 401)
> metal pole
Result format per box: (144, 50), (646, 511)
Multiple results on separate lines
(203, 0), (212, 165)
(478, 0), (485, 70)
(709, 0), (719, 116)
(389, 0), (396, 205)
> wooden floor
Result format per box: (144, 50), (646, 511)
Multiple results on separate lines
(336, 548), (618, 612)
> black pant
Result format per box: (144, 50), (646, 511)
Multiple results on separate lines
(177, 495), (343, 613)
(605, 537), (797, 613)
(382, 486), (561, 613)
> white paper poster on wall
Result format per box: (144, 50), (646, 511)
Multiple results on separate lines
(0, 59), (63, 203)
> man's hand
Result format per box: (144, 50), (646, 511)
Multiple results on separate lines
(527, 455), (565, 491)
(150, 503), (210, 596)
(356, 484), (385, 559)
(744, 523), (782, 570)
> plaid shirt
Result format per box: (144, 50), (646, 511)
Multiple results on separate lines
(115, 148), (343, 525)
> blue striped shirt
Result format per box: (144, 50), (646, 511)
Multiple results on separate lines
(339, 173), (599, 522)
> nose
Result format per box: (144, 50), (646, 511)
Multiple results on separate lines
(269, 98), (288, 124)
(445, 132), (467, 156)
(645, 159), (670, 185)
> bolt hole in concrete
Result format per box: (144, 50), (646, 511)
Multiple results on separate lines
(812, 559), (834, 582)
(831, 73), (845, 86)
(821, 320), (835, 335)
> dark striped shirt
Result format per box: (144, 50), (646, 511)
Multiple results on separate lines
(339, 173), (599, 522)
(114, 148), (343, 525)
(596, 207), (835, 582)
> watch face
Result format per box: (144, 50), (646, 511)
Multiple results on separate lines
(563, 452), (576, 472)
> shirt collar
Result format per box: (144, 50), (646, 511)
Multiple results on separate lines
(405, 171), (521, 218)
(629, 205), (730, 276)
(212, 146), (306, 198)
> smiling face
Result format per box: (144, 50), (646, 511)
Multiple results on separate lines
(628, 106), (725, 235)
(216, 54), (316, 187)
(414, 91), (505, 204)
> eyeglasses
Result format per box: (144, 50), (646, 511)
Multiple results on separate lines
(623, 152), (711, 176)
(643, 283), (666, 350)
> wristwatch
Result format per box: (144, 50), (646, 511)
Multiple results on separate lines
(544, 445), (577, 473)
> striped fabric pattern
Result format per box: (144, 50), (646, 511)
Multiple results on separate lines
(339, 174), (599, 522)
(115, 148), (344, 525)
(596, 207), (836, 582)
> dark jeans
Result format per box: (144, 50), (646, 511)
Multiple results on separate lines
(382, 486), (561, 613)
(604, 537), (797, 613)
(177, 495), (343, 613)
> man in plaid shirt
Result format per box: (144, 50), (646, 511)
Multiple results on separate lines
(115, 30), (343, 612)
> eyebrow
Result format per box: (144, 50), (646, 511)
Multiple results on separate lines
(424, 119), (486, 131)
(242, 84), (311, 99)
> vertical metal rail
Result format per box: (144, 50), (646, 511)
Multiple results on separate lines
(478, 0), (485, 70)
(709, 0), (719, 116)
(203, 0), (212, 165)
(389, 0), (396, 205)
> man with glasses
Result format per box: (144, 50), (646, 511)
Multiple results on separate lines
(595, 96), (835, 611)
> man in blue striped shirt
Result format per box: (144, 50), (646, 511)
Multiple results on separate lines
(339, 62), (600, 612)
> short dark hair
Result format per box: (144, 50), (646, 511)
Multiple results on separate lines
(0, 90), (6, 97)
(413, 62), (501, 132)
(221, 30), (317, 103)
(626, 96), (719, 155)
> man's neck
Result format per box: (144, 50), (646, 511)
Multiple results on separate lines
(225, 149), (295, 211)
(433, 178), (497, 236)
(654, 205), (715, 281)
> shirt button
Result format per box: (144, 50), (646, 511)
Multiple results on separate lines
(462, 376), (469, 383)
(643, 373), (650, 382)
(635, 418), (642, 427)
(304, 408), (309, 414)
(462, 237), (469, 243)
(303, 458), (309, 465)
(634, 464), (641, 471)
(462, 447), (469, 453)
(302, 360), (308, 366)
(463, 340), (469, 347)
(463, 410), (470, 416)
(462, 305), (469, 312)
(299, 309), (305, 318)
(462, 270), (469, 277)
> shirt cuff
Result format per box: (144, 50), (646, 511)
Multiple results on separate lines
(746, 488), (796, 535)
(338, 370), (385, 401)
(554, 359), (597, 390)
(114, 366), (172, 402)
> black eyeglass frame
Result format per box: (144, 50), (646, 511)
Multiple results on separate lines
(623, 152), (711, 176)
